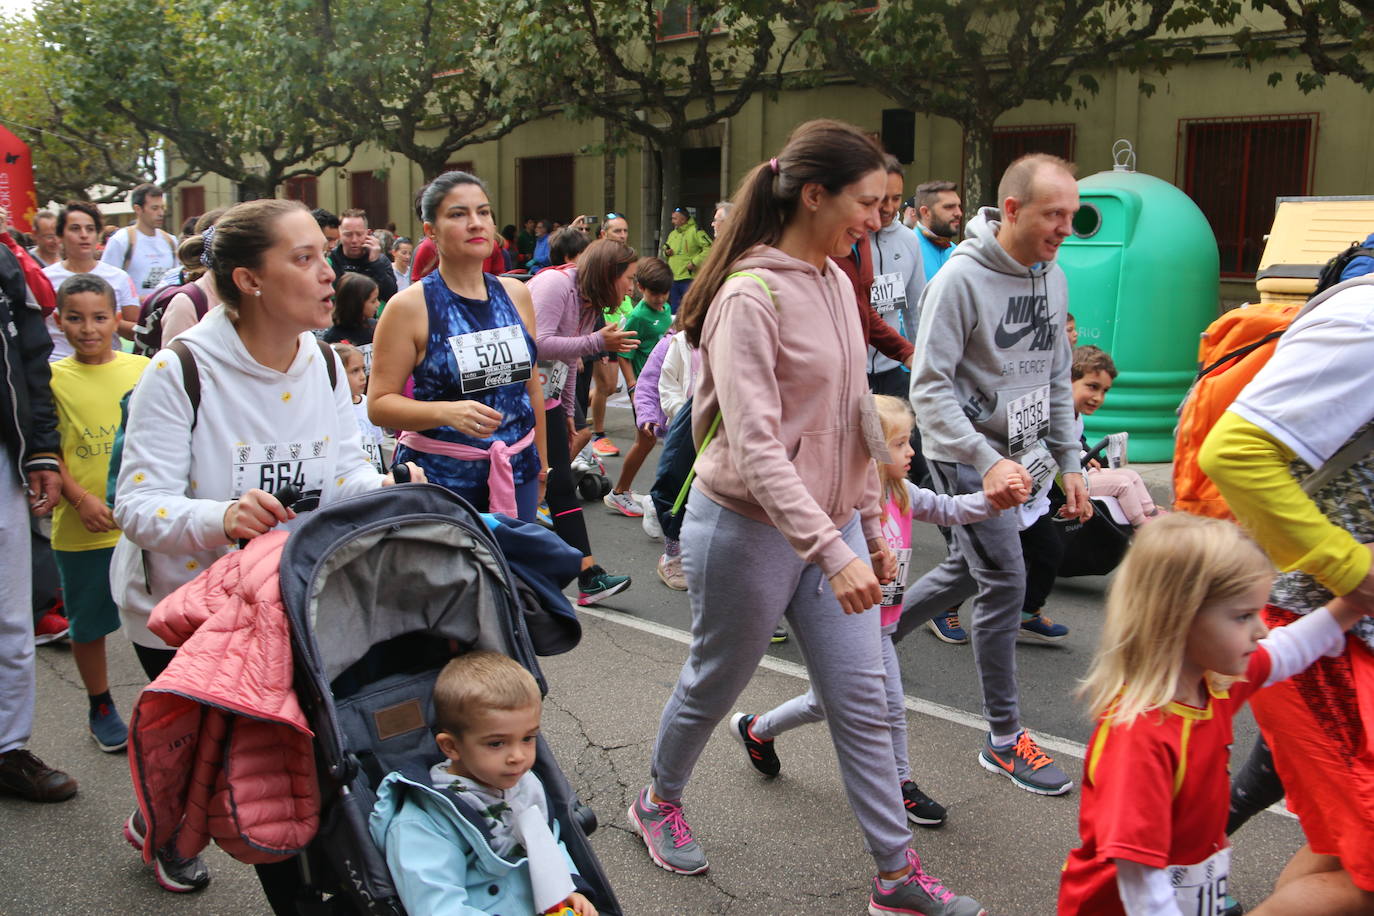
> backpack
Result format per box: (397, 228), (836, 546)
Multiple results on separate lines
(132, 282), (209, 357)
(107, 337), (338, 509)
(1313, 241), (1374, 297)
(1173, 275), (1374, 519)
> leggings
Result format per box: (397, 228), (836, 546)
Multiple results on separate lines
(1227, 735), (1285, 835)
(1086, 468), (1157, 526)
(543, 405), (592, 557)
(649, 493), (912, 872)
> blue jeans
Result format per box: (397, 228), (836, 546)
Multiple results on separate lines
(669, 278), (693, 314)
(448, 477), (540, 522)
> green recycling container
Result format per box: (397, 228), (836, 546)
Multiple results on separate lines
(1058, 152), (1219, 462)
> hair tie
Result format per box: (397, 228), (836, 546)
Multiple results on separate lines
(199, 225), (217, 269)
(769, 158), (780, 175)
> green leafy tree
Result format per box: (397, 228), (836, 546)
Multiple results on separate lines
(1224, 0), (1374, 91)
(38, 0), (357, 200)
(498, 0), (805, 243)
(0, 11), (167, 205)
(287, 0), (541, 182)
(789, 0), (1188, 209)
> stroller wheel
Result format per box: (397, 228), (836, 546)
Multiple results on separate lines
(578, 476), (602, 501)
(596, 476), (612, 498)
(573, 801), (598, 836)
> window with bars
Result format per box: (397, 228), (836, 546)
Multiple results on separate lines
(284, 176), (318, 209)
(990, 124), (1076, 180)
(1180, 115), (1316, 277)
(657, 1), (698, 39)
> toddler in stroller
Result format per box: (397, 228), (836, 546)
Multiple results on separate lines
(277, 483), (620, 915)
(370, 651), (597, 915)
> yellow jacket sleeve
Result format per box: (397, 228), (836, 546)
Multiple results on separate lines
(1199, 410), (1371, 596)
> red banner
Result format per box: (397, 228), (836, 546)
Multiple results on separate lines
(0, 125), (39, 233)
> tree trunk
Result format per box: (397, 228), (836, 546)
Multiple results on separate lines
(657, 140), (682, 258)
(962, 118), (996, 214)
(237, 174), (273, 201)
(603, 120), (617, 216)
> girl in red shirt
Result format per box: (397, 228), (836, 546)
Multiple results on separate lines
(1059, 514), (1364, 916)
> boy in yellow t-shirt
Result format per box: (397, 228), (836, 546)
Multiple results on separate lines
(49, 274), (149, 753)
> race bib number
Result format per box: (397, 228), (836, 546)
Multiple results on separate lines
(1007, 386), (1050, 455)
(448, 325), (532, 394)
(870, 272), (907, 316)
(358, 342), (375, 376)
(230, 440), (329, 502)
(1020, 441), (1059, 503)
(1105, 431), (1128, 469)
(538, 359), (569, 401)
(880, 547), (913, 608)
(1169, 847), (1230, 916)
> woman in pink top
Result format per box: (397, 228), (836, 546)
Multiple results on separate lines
(626, 120), (987, 916)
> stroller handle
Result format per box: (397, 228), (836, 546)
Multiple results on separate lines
(236, 484), (303, 549)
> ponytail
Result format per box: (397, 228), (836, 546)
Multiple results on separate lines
(679, 119), (887, 346)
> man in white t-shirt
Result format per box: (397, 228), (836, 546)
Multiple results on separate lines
(99, 184), (177, 302)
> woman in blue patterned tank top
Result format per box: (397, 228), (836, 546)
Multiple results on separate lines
(368, 172), (548, 520)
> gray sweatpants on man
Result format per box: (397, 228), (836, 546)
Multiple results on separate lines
(0, 469), (35, 754)
(752, 622), (912, 782)
(893, 460), (1024, 737)
(650, 493), (913, 873)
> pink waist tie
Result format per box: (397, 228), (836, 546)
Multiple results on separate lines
(397, 427), (536, 516)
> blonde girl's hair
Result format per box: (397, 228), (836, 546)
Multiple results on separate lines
(872, 395), (914, 515)
(1079, 513), (1273, 722)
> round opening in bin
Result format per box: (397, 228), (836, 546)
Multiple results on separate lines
(1072, 203), (1102, 240)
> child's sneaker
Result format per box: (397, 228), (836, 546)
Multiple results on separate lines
(657, 554), (687, 590)
(901, 780), (946, 828)
(124, 810), (211, 893)
(868, 848), (986, 915)
(577, 566), (631, 606)
(641, 495), (662, 539)
(89, 701), (129, 753)
(978, 731), (1073, 796)
(536, 501), (554, 529)
(627, 786), (708, 875)
(1018, 612), (1069, 643)
(604, 490), (644, 517)
(592, 436), (620, 457)
(34, 609), (70, 646)
(729, 712), (780, 777)
(925, 611), (967, 645)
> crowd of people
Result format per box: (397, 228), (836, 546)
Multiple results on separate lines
(0, 113), (1371, 916)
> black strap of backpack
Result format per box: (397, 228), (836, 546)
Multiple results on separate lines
(167, 339), (201, 429)
(317, 338), (338, 389)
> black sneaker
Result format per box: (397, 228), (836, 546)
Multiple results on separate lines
(124, 810), (211, 893)
(771, 626), (789, 644)
(901, 780), (947, 828)
(0, 748), (77, 802)
(729, 712), (780, 777)
(577, 565), (631, 606)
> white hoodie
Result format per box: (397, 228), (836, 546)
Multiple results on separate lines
(866, 218), (926, 375)
(111, 306), (384, 647)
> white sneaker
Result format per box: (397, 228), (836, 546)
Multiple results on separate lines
(604, 490), (645, 517)
(657, 553), (687, 590)
(641, 495), (663, 539)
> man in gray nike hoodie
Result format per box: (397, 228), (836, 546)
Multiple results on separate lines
(898, 153), (1090, 798)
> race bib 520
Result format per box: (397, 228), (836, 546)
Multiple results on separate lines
(448, 325), (532, 394)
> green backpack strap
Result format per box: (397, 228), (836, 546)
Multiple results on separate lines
(670, 272), (776, 515)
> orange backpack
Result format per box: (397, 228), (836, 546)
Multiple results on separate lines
(1172, 302), (1299, 519)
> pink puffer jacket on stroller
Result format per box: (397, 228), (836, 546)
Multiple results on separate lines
(128, 530), (320, 865)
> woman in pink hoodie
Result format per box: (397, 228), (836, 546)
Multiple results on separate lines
(626, 120), (987, 916)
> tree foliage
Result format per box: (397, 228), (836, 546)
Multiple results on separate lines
(0, 12), (163, 204)
(1225, 0), (1374, 92)
(787, 0), (1185, 209)
(38, 0), (357, 200)
(280, 0), (543, 181)
(495, 0), (804, 241)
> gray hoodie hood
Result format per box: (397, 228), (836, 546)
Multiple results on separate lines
(953, 206), (1054, 280)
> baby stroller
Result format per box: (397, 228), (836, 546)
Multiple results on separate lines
(1052, 433), (1135, 577)
(277, 483), (621, 915)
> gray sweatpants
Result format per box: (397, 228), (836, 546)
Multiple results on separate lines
(0, 469), (35, 754)
(893, 459), (1024, 737)
(753, 623), (911, 782)
(650, 493), (912, 873)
